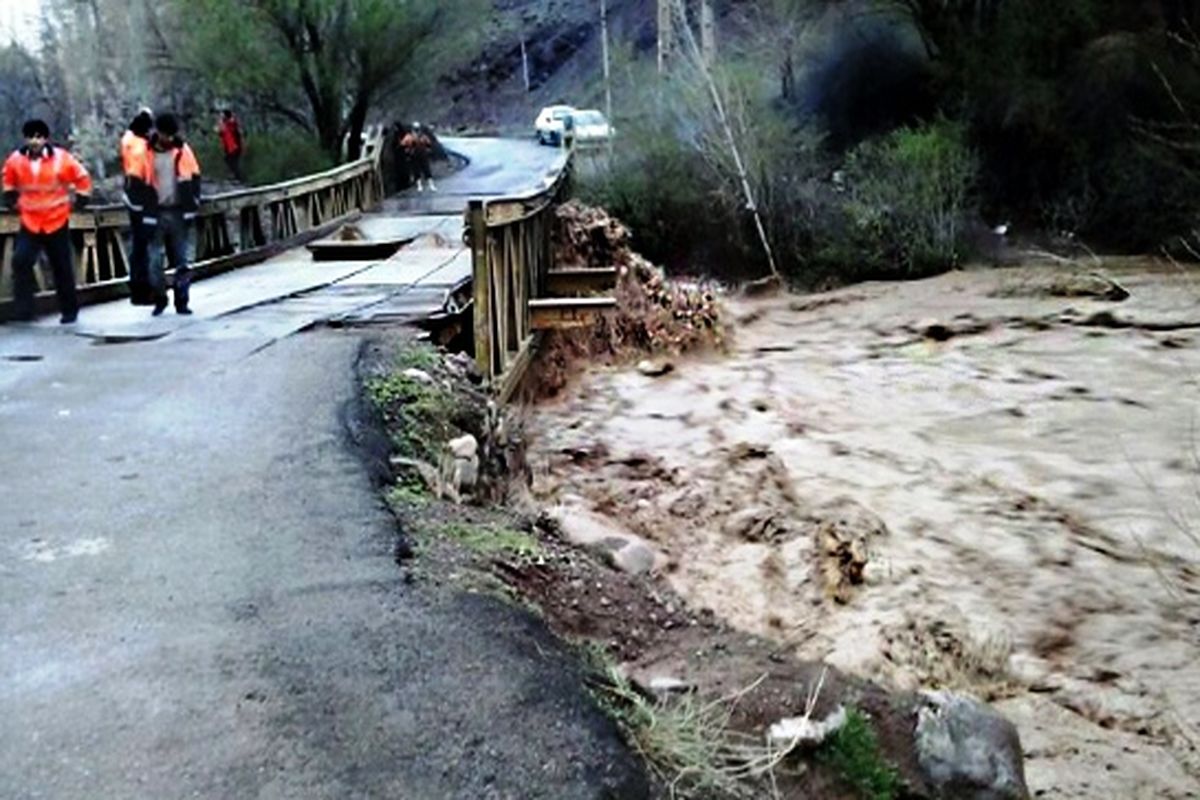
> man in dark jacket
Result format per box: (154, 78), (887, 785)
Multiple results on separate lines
(147, 113), (202, 315)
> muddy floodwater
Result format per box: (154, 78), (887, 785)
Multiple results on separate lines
(527, 261), (1200, 799)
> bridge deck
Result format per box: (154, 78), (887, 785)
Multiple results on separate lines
(26, 214), (469, 343)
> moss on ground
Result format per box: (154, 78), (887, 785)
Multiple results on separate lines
(385, 474), (431, 510)
(365, 342), (462, 464)
(439, 522), (543, 559)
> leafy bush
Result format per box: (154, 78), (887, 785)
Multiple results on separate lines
(578, 100), (978, 287)
(836, 120), (977, 276)
(578, 133), (750, 277)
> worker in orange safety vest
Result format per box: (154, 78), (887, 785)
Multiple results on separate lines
(120, 109), (156, 305)
(1, 119), (93, 323)
(146, 113), (201, 316)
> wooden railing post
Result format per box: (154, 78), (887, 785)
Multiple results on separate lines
(469, 199), (493, 380)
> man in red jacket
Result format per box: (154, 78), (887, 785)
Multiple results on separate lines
(2, 119), (93, 323)
(216, 109), (244, 182)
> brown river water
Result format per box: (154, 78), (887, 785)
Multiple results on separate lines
(526, 261), (1200, 799)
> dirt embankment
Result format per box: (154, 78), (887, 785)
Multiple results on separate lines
(524, 255), (1200, 799)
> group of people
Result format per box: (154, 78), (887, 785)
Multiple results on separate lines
(0, 108), (214, 323)
(121, 109), (203, 315)
(393, 122), (437, 193)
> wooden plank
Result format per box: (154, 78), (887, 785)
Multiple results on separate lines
(546, 268), (618, 296)
(529, 296), (617, 330)
(469, 200), (493, 380)
(496, 334), (538, 405)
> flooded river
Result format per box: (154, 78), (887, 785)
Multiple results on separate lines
(527, 261), (1200, 799)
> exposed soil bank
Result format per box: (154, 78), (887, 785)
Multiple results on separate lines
(525, 260), (1200, 799)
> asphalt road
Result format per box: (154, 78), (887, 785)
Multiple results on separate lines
(0, 140), (648, 799)
(383, 136), (569, 215)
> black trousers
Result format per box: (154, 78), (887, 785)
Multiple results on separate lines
(224, 151), (244, 182)
(11, 226), (77, 321)
(127, 209), (155, 305)
(412, 153), (432, 181)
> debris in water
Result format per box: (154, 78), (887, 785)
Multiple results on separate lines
(636, 359), (674, 377)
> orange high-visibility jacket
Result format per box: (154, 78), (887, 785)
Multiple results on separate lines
(120, 130), (155, 211)
(2, 145), (92, 234)
(120, 130), (151, 179)
(149, 142), (202, 213)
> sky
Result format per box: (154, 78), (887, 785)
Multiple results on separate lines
(1, 0), (43, 48)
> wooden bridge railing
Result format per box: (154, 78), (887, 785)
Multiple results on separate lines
(468, 156), (573, 402)
(0, 131), (384, 319)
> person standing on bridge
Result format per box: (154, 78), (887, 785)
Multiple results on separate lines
(390, 121), (412, 192)
(215, 109), (245, 183)
(1, 119), (92, 324)
(147, 113), (201, 316)
(120, 109), (157, 306)
(402, 122), (436, 193)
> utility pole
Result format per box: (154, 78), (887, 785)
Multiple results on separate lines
(600, 0), (612, 123)
(700, 0), (716, 65)
(657, 0), (673, 75)
(520, 37), (530, 92)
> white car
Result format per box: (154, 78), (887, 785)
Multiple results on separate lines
(570, 109), (613, 145)
(535, 105), (576, 146)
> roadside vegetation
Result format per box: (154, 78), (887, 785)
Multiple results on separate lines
(577, 0), (1200, 287)
(818, 709), (901, 800)
(586, 650), (905, 800)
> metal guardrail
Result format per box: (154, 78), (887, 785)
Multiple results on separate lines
(0, 132), (385, 320)
(468, 154), (573, 402)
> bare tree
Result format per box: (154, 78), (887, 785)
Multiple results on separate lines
(179, 0), (484, 161)
(664, 0), (781, 281)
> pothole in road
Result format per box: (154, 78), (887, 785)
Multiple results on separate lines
(78, 332), (172, 345)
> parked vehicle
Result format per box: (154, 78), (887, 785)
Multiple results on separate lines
(534, 105), (576, 146)
(569, 109), (613, 145)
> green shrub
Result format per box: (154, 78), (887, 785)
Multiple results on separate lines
(819, 708), (901, 800)
(577, 133), (752, 276)
(838, 120), (977, 276)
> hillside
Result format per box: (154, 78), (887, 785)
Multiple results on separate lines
(422, 0), (657, 131)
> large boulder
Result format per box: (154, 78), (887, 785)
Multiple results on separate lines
(915, 691), (1030, 800)
(547, 502), (665, 576)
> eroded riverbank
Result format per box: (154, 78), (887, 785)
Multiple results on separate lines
(526, 260), (1200, 799)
